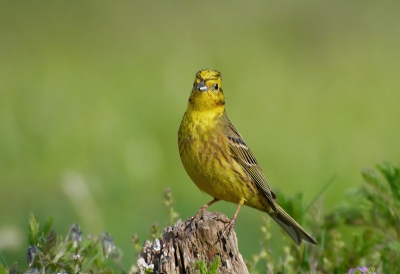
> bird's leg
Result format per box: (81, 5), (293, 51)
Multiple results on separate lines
(187, 198), (219, 227)
(217, 198), (245, 241)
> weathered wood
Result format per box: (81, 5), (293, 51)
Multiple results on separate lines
(136, 211), (249, 274)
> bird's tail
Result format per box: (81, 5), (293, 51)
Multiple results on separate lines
(269, 203), (318, 245)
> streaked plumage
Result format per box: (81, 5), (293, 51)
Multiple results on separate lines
(178, 69), (317, 245)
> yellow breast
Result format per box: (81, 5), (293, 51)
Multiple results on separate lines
(178, 110), (258, 205)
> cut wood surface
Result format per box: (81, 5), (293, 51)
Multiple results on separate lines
(137, 211), (249, 274)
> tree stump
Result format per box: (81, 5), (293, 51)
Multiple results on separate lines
(136, 211), (249, 274)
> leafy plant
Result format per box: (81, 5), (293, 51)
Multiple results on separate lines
(247, 162), (400, 273)
(196, 257), (220, 274)
(2, 214), (123, 274)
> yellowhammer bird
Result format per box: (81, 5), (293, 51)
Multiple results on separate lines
(178, 69), (317, 245)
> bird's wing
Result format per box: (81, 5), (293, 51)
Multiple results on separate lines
(224, 119), (277, 214)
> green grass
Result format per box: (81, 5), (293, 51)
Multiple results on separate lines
(0, 0), (400, 270)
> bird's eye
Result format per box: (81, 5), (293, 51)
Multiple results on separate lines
(214, 84), (219, 90)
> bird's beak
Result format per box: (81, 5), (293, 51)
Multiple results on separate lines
(196, 81), (208, 91)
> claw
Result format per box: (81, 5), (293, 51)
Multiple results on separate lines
(214, 198), (245, 245)
(214, 218), (236, 245)
(184, 198), (220, 238)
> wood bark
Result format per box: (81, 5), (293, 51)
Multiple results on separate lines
(136, 211), (249, 274)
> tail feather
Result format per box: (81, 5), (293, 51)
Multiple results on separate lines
(270, 204), (318, 245)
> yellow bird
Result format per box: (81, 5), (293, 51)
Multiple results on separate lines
(178, 69), (317, 245)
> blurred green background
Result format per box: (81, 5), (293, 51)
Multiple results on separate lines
(1, 0), (399, 270)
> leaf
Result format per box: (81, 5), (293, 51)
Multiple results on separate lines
(28, 214), (40, 246)
(377, 162), (400, 202)
(43, 217), (54, 237)
(361, 168), (380, 187)
(208, 257), (220, 274)
(44, 230), (57, 254)
(196, 260), (208, 274)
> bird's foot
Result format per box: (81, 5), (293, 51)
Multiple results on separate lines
(185, 204), (208, 230)
(185, 198), (220, 230)
(214, 217), (237, 245)
(214, 198), (244, 244)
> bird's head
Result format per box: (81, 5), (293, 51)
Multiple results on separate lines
(187, 69), (225, 112)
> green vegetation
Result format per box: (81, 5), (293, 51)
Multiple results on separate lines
(247, 162), (400, 273)
(1, 214), (123, 273)
(196, 257), (221, 274)
(1, 164), (399, 273)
